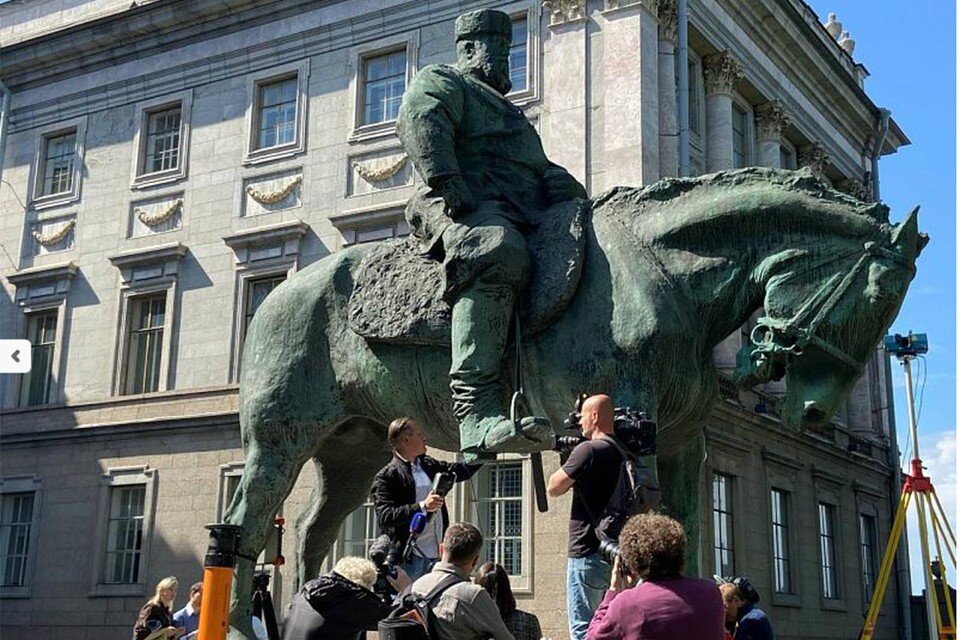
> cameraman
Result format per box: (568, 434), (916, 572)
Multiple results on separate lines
(372, 416), (482, 581)
(586, 514), (724, 640)
(281, 556), (410, 640)
(547, 394), (623, 640)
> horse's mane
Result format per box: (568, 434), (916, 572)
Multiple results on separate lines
(592, 167), (893, 243)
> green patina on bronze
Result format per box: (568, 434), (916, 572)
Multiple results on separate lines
(221, 10), (924, 638)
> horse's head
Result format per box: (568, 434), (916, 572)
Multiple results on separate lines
(735, 205), (926, 430)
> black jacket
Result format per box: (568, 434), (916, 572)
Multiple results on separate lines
(280, 572), (392, 640)
(372, 453), (481, 552)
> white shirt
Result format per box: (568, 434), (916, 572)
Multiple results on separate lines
(411, 460), (443, 559)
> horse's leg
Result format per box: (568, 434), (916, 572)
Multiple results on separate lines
(294, 418), (392, 588)
(225, 439), (314, 640)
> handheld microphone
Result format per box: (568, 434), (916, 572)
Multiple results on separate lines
(402, 511), (428, 563)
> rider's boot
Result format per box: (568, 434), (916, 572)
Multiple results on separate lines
(449, 278), (553, 462)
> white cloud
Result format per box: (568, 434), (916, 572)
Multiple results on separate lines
(903, 429), (956, 594)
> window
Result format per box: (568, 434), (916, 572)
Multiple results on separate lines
(362, 50), (406, 125)
(732, 104), (748, 168)
(340, 500), (379, 559)
(818, 502), (839, 599)
(770, 489), (791, 593)
(123, 295), (166, 395)
(20, 311), (57, 407)
(244, 275), (285, 341)
(143, 106), (182, 174)
(103, 484), (146, 584)
(222, 473), (242, 518)
(40, 131), (77, 196)
(779, 145), (796, 170)
(476, 461), (525, 576)
(0, 493), (35, 587)
(712, 473), (735, 576)
(688, 58), (702, 136)
(256, 77), (298, 150)
(509, 17), (528, 93)
(859, 513), (878, 603)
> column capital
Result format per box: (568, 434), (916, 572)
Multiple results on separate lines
(836, 177), (871, 201)
(657, 0), (678, 45)
(754, 100), (790, 141)
(703, 50), (744, 96)
(797, 142), (828, 174)
(542, 0), (587, 26)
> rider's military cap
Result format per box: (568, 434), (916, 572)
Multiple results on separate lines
(455, 9), (513, 42)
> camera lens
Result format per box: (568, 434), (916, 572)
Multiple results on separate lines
(597, 537), (619, 565)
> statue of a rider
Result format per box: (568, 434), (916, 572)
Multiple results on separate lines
(397, 9), (587, 459)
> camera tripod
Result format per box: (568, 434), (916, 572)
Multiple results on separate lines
(859, 353), (956, 640)
(252, 571), (280, 640)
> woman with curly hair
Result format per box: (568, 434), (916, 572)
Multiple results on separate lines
(476, 562), (543, 640)
(586, 513), (725, 640)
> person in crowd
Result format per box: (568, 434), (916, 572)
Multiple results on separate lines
(547, 394), (624, 640)
(586, 513), (725, 640)
(133, 576), (185, 640)
(280, 556), (411, 640)
(172, 581), (202, 638)
(719, 577), (775, 640)
(476, 562), (543, 640)
(410, 522), (514, 640)
(372, 416), (483, 581)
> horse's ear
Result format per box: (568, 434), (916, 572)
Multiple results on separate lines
(892, 206), (923, 258)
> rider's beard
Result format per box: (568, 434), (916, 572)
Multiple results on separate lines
(467, 58), (512, 95)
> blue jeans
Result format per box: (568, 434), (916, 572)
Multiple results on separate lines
(402, 554), (436, 583)
(567, 553), (609, 640)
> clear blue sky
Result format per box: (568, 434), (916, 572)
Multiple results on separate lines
(806, 1), (956, 595)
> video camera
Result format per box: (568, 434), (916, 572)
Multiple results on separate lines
(555, 399), (657, 458)
(369, 534), (402, 603)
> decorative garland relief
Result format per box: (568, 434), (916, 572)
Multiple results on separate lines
(32, 219), (75, 246)
(246, 176), (303, 205)
(352, 154), (409, 184)
(135, 199), (183, 226)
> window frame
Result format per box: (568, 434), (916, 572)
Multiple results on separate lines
(348, 32), (419, 143)
(130, 91), (193, 189)
(243, 60), (310, 166)
(857, 505), (880, 607)
(120, 293), (169, 396)
(685, 51), (706, 175)
(711, 471), (736, 577)
(18, 309), (60, 408)
(463, 453), (534, 593)
(817, 499), (843, 605)
(224, 221), (306, 382)
(0, 476), (42, 599)
(730, 93), (755, 169)
(503, 2), (542, 106)
(762, 452), (803, 608)
(90, 466), (157, 597)
(769, 488), (792, 595)
(30, 117), (87, 210)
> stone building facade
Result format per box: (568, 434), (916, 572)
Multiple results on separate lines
(0, 0), (911, 638)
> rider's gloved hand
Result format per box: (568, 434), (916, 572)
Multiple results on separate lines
(433, 174), (476, 218)
(544, 167), (587, 203)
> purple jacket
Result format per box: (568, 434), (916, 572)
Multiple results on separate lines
(586, 576), (725, 640)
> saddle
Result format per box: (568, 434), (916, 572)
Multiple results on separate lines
(348, 199), (589, 346)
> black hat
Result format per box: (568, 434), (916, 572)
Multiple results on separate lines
(454, 10), (513, 42)
(714, 574), (761, 604)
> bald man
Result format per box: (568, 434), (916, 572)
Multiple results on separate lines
(547, 394), (624, 640)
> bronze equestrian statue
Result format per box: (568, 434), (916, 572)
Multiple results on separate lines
(222, 10), (925, 638)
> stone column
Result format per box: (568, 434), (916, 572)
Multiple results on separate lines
(754, 100), (789, 167)
(541, 1), (589, 187)
(598, 0), (660, 189)
(657, 0), (679, 178)
(704, 51), (744, 371)
(703, 50), (743, 173)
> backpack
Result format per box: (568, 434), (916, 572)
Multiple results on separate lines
(378, 573), (463, 640)
(594, 437), (662, 543)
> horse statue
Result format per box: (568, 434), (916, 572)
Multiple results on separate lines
(224, 167), (923, 637)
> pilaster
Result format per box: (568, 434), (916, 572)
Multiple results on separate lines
(657, 0), (679, 177)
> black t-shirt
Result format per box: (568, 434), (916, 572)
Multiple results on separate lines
(562, 436), (622, 558)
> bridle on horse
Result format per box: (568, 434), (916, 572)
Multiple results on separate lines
(750, 240), (912, 373)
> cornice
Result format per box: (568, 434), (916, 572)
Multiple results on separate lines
(5, 261), (77, 288)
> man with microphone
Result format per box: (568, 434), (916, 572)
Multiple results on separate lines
(372, 416), (483, 581)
